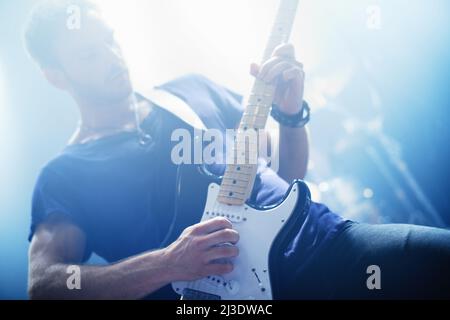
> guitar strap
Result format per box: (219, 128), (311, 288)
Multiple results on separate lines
(137, 86), (208, 132)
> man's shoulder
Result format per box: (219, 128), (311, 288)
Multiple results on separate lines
(35, 151), (75, 184)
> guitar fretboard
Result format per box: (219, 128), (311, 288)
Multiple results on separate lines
(218, 0), (300, 206)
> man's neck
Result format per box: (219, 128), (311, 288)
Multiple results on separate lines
(77, 94), (137, 132)
(67, 94), (139, 146)
(68, 93), (155, 146)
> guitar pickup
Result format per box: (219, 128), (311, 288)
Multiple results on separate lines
(205, 210), (245, 223)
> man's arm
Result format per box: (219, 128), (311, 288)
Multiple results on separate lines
(278, 125), (309, 182)
(28, 214), (239, 300)
(28, 214), (172, 300)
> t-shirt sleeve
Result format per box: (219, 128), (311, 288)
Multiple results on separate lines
(157, 73), (244, 130)
(29, 167), (87, 245)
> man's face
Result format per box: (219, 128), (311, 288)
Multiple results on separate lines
(53, 11), (132, 104)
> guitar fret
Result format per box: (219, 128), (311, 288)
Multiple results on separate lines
(250, 89), (275, 98)
(226, 164), (255, 171)
(219, 187), (246, 196)
(223, 172), (252, 180)
(224, 170), (257, 181)
(221, 184), (249, 191)
(242, 107), (271, 115)
(231, 154), (259, 162)
(217, 196), (246, 206)
(222, 176), (249, 183)
(234, 143), (260, 151)
(242, 109), (271, 117)
(219, 193), (247, 200)
(233, 147), (259, 152)
(219, 189), (246, 197)
(233, 155), (259, 161)
(224, 167), (252, 173)
(232, 159), (258, 166)
(222, 179), (249, 189)
(234, 140), (259, 147)
(222, 171), (255, 182)
(248, 95), (274, 106)
(241, 116), (267, 126)
(234, 138), (259, 143)
(242, 112), (270, 119)
(232, 151), (258, 158)
(243, 106), (271, 117)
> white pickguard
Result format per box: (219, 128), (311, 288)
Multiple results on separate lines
(172, 182), (300, 300)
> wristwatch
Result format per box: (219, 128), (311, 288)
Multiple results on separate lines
(271, 100), (310, 128)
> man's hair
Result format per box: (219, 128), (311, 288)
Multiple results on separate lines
(23, 0), (99, 68)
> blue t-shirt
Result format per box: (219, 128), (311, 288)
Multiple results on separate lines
(29, 74), (346, 298)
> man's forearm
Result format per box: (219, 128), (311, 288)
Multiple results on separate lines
(29, 249), (172, 300)
(278, 125), (309, 183)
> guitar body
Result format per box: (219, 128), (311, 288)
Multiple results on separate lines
(169, 164), (311, 300)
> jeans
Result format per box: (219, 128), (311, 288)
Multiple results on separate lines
(280, 222), (450, 299)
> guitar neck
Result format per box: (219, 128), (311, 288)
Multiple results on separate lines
(217, 0), (300, 206)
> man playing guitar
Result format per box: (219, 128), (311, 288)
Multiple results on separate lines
(25, 0), (450, 299)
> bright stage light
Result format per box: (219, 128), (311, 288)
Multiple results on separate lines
(92, 0), (283, 92)
(92, 0), (300, 147)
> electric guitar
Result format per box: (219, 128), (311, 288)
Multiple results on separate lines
(169, 0), (310, 300)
